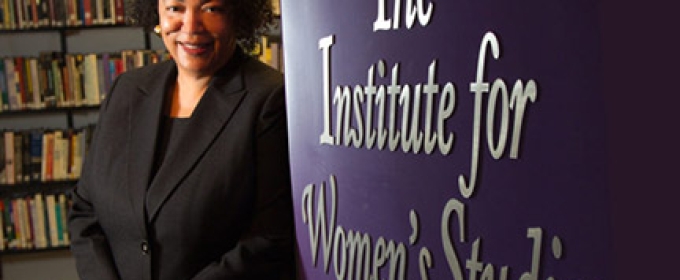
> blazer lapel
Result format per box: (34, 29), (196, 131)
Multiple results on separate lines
(145, 57), (247, 223)
(127, 61), (176, 227)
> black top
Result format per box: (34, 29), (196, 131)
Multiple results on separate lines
(151, 116), (191, 183)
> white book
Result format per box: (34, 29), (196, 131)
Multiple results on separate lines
(29, 58), (42, 109)
(16, 198), (28, 248)
(33, 193), (48, 248)
(82, 54), (100, 105)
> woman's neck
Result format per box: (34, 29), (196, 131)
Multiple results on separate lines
(167, 74), (211, 118)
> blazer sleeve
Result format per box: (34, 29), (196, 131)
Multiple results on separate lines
(192, 83), (296, 280)
(67, 76), (122, 280)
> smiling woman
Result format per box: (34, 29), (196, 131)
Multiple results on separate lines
(67, 0), (295, 279)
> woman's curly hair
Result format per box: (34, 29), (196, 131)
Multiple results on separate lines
(126, 0), (275, 53)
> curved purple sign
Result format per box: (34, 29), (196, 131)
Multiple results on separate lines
(282, 0), (610, 279)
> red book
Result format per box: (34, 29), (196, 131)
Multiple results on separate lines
(114, 0), (124, 24)
(13, 57), (26, 109)
(83, 0), (92, 25)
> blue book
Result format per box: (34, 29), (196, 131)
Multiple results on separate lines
(29, 130), (43, 182)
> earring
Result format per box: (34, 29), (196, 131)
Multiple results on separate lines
(154, 25), (161, 34)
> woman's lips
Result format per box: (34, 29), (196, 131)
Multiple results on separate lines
(179, 42), (212, 55)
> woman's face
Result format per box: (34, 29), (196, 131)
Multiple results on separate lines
(158, 0), (236, 77)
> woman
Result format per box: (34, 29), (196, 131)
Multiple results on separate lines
(68, 0), (295, 279)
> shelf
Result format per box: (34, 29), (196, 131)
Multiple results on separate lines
(0, 180), (77, 197)
(0, 105), (100, 117)
(0, 246), (70, 256)
(0, 24), (134, 34)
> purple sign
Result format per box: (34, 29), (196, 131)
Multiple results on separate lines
(281, 0), (610, 279)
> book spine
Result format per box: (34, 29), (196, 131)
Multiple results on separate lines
(57, 193), (68, 245)
(4, 199), (16, 249)
(82, 0), (90, 25)
(0, 58), (7, 111)
(32, 193), (46, 248)
(29, 57), (42, 108)
(0, 200), (5, 250)
(21, 131), (31, 183)
(12, 132), (21, 183)
(13, 57), (25, 109)
(29, 130), (42, 182)
(4, 58), (19, 110)
(45, 194), (57, 246)
(4, 131), (15, 185)
(113, 0), (122, 24)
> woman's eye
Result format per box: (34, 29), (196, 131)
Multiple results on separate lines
(204, 6), (226, 13)
(166, 6), (182, 12)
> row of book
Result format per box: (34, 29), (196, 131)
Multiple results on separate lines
(0, 192), (70, 251)
(0, 0), (126, 30)
(0, 49), (170, 112)
(1, 126), (95, 185)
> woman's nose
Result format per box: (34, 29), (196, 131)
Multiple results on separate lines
(181, 9), (205, 33)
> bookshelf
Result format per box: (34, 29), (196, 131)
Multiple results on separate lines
(0, 24), (163, 255)
(0, 12), (165, 280)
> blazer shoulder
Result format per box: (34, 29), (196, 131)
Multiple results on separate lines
(241, 56), (284, 90)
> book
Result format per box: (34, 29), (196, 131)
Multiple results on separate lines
(29, 0), (38, 27)
(4, 198), (17, 249)
(102, 0), (113, 24)
(57, 193), (68, 245)
(21, 130), (31, 182)
(28, 129), (42, 182)
(66, 0), (76, 25)
(94, 0), (103, 25)
(3, 58), (18, 110)
(13, 0), (25, 29)
(37, 0), (50, 27)
(82, 53), (100, 105)
(40, 130), (53, 182)
(0, 132), (5, 184)
(28, 57), (42, 108)
(11, 199), (23, 248)
(0, 200), (5, 250)
(65, 53), (83, 106)
(82, 0), (91, 25)
(31, 193), (48, 248)
(13, 131), (22, 183)
(271, 0), (280, 16)
(0, 58), (8, 111)
(37, 52), (55, 107)
(24, 196), (35, 249)
(6, 0), (16, 29)
(97, 53), (106, 101)
(113, 0), (122, 24)
(4, 131), (15, 185)
(51, 130), (64, 180)
(74, 53), (84, 105)
(13, 57), (26, 109)
(44, 194), (57, 246)
(51, 0), (66, 27)
(52, 57), (65, 106)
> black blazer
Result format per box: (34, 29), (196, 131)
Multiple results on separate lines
(68, 50), (295, 280)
